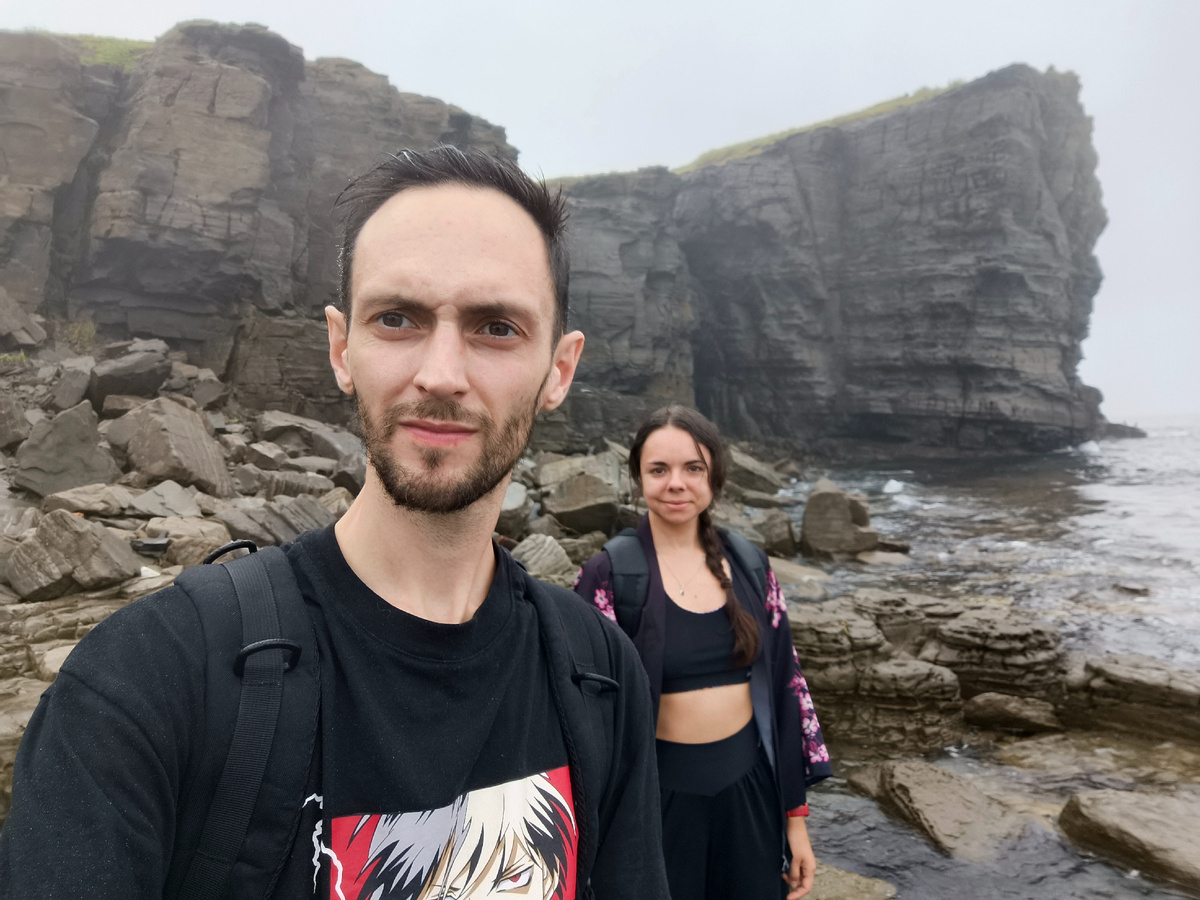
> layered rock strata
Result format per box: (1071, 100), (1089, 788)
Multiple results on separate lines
(1, 24), (1107, 450)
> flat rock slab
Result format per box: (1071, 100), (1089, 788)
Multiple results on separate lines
(1059, 789), (1200, 896)
(810, 860), (896, 900)
(877, 760), (1028, 861)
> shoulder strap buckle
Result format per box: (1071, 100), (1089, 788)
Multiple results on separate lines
(234, 638), (303, 676)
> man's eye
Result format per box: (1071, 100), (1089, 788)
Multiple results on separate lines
(378, 312), (412, 329)
(481, 321), (517, 338)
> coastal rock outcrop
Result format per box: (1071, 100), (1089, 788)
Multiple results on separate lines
(0, 24), (1108, 450)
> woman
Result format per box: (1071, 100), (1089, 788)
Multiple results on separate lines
(574, 406), (831, 900)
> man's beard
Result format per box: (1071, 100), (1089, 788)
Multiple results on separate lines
(355, 393), (540, 515)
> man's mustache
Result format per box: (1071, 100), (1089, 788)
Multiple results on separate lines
(375, 398), (492, 435)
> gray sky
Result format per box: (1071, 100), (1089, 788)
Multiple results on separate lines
(4, 0), (1197, 422)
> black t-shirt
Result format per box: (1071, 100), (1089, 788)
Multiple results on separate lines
(286, 527), (575, 899)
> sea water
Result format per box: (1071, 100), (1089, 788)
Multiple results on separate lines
(791, 414), (1200, 900)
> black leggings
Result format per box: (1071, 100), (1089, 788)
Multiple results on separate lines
(657, 722), (786, 900)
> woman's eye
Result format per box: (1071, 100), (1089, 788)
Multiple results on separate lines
(482, 321), (517, 338)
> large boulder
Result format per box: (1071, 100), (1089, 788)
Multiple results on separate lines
(511, 534), (576, 588)
(106, 397), (234, 497)
(6, 509), (143, 601)
(726, 447), (785, 494)
(86, 345), (171, 408)
(13, 402), (121, 497)
(800, 479), (879, 560)
(1059, 789), (1200, 896)
(541, 473), (619, 535)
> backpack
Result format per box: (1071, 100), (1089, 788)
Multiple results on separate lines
(168, 541), (618, 900)
(603, 527), (768, 634)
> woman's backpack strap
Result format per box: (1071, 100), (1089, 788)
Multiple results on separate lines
(721, 530), (768, 599)
(602, 529), (650, 635)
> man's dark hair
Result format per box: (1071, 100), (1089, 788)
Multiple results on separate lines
(334, 145), (570, 341)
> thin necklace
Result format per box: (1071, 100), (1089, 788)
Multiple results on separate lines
(659, 553), (707, 596)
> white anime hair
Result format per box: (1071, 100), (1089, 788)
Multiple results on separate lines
(353, 772), (575, 900)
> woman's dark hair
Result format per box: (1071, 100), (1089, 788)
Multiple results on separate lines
(629, 405), (760, 667)
(333, 145), (570, 342)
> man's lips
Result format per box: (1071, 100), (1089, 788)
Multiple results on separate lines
(399, 419), (478, 447)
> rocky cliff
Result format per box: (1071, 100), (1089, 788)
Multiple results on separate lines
(0, 24), (1107, 451)
(562, 65), (1108, 451)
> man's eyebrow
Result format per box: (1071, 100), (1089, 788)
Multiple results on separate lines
(354, 296), (535, 323)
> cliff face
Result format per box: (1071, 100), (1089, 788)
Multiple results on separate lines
(563, 65), (1107, 451)
(0, 24), (1107, 451)
(1, 23), (514, 422)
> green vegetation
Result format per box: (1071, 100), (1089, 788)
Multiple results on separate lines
(65, 318), (98, 347)
(69, 34), (153, 73)
(675, 79), (965, 174)
(0, 351), (28, 367)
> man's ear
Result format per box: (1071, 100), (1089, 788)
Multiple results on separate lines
(540, 330), (585, 412)
(326, 305), (355, 396)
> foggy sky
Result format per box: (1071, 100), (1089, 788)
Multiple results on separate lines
(3, 0), (1196, 422)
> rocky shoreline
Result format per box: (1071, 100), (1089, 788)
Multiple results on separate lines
(0, 339), (1196, 897)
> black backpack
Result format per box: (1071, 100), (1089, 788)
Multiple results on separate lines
(168, 541), (618, 900)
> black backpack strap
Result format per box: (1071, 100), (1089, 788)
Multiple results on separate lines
(526, 581), (618, 898)
(171, 543), (319, 900)
(722, 530), (768, 599)
(602, 529), (649, 635)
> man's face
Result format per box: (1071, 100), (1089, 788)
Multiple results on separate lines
(327, 183), (582, 514)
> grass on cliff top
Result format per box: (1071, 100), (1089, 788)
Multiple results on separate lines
(675, 79), (964, 174)
(67, 34), (153, 72)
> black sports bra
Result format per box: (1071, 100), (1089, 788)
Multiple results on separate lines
(661, 598), (752, 694)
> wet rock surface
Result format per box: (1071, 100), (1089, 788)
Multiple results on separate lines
(1059, 789), (1200, 897)
(809, 779), (1187, 900)
(1062, 654), (1200, 744)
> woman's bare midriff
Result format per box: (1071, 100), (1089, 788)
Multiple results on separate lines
(656, 682), (753, 743)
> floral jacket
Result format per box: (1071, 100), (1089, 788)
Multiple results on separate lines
(573, 515), (831, 814)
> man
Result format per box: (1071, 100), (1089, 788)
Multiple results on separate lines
(0, 147), (669, 899)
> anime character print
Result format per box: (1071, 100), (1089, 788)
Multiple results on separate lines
(328, 767), (577, 900)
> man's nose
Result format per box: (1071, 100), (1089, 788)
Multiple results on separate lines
(412, 322), (470, 398)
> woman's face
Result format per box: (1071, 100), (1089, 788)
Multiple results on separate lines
(638, 425), (714, 528)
